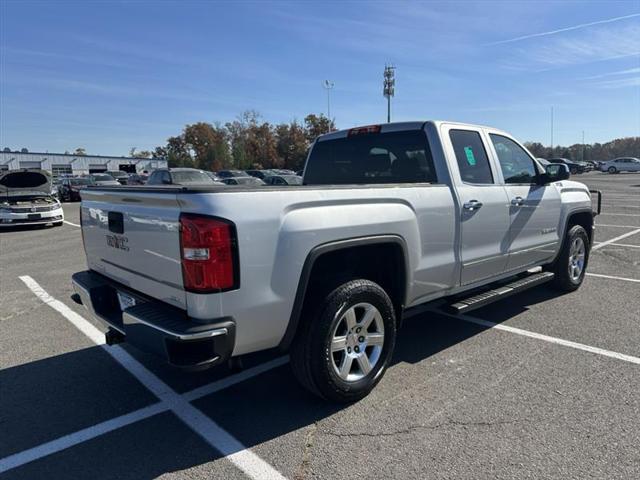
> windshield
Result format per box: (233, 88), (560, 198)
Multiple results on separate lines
(282, 175), (303, 185)
(171, 170), (215, 184)
(91, 175), (114, 182)
(71, 178), (94, 185)
(236, 177), (265, 185)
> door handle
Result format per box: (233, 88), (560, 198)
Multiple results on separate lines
(511, 196), (524, 207)
(463, 200), (483, 211)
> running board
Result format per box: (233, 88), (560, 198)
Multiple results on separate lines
(448, 271), (555, 314)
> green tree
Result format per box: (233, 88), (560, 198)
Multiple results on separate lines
(276, 121), (309, 170)
(74, 147), (87, 156)
(304, 114), (335, 143)
(183, 122), (231, 171)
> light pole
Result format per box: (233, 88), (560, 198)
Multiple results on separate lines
(322, 80), (334, 121)
(383, 65), (395, 123)
(550, 106), (554, 152)
(582, 130), (585, 161)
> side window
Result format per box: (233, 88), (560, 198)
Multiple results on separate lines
(449, 130), (494, 184)
(161, 171), (171, 184)
(489, 134), (538, 184)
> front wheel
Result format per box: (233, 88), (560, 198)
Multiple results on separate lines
(608, 166), (617, 174)
(570, 167), (578, 175)
(290, 279), (397, 402)
(549, 225), (590, 292)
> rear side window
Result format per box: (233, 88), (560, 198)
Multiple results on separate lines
(304, 130), (437, 185)
(449, 130), (493, 184)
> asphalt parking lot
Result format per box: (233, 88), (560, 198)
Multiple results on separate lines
(1, 172), (639, 479)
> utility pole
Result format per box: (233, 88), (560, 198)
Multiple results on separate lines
(383, 64), (396, 123)
(322, 80), (334, 121)
(582, 130), (585, 161)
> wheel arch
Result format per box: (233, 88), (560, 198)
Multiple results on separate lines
(551, 208), (594, 265)
(278, 235), (409, 351)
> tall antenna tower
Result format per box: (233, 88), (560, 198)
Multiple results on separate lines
(383, 65), (396, 123)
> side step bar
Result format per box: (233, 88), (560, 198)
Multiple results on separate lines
(448, 271), (555, 314)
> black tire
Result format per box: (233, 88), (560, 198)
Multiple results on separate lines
(608, 166), (617, 174)
(290, 279), (396, 403)
(550, 225), (590, 292)
(570, 167), (577, 175)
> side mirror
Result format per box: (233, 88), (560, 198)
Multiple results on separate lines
(542, 163), (570, 183)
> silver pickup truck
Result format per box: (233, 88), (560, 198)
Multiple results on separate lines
(72, 121), (599, 402)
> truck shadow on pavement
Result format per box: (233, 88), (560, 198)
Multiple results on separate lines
(1, 287), (562, 479)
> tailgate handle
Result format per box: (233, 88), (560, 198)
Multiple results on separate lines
(108, 212), (124, 234)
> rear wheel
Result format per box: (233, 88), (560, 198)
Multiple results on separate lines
(290, 279), (396, 402)
(550, 225), (590, 292)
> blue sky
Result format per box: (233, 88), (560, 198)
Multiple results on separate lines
(1, 0), (639, 155)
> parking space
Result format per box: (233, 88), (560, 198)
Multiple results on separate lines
(1, 172), (639, 479)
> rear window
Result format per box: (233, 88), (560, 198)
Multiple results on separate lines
(304, 130), (437, 185)
(171, 171), (214, 184)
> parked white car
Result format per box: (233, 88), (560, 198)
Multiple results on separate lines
(600, 157), (640, 174)
(0, 169), (64, 227)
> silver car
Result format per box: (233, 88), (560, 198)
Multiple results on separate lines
(600, 157), (640, 174)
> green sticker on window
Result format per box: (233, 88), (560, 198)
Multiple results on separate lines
(464, 146), (476, 166)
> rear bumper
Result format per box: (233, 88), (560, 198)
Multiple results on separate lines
(72, 270), (235, 370)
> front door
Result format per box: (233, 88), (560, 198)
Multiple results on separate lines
(447, 128), (511, 285)
(488, 133), (562, 271)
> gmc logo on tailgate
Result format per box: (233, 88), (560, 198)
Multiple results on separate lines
(106, 234), (130, 251)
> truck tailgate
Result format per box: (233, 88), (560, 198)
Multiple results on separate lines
(80, 188), (186, 309)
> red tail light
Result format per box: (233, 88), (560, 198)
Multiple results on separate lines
(179, 214), (238, 292)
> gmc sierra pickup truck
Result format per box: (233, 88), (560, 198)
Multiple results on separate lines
(72, 121), (599, 402)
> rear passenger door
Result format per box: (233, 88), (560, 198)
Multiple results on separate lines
(488, 133), (561, 271)
(445, 127), (511, 285)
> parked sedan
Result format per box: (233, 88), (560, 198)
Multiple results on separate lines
(245, 169), (274, 179)
(263, 174), (303, 186)
(600, 157), (640, 174)
(0, 169), (64, 227)
(106, 170), (130, 185)
(548, 158), (583, 175)
(221, 177), (265, 186)
(58, 177), (95, 201)
(126, 173), (148, 185)
(146, 168), (223, 185)
(217, 170), (250, 179)
(90, 174), (121, 186)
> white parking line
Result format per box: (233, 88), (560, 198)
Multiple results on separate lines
(15, 276), (286, 480)
(63, 220), (80, 228)
(0, 403), (166, 473)
(0, 356), (288, 474)
(435, 310), (640, 366)
(586, 273), (640, 283)
(592, 228), (640, 250)
(599, 213), (640, 217)
(595, 224), (640, 228)
(593, 242), (640, 249)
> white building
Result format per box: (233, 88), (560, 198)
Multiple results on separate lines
(0, 150), (167, 178)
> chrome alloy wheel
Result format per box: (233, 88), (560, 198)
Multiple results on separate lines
(330, 302), (385, 382)
(568, 236), (586, 282)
